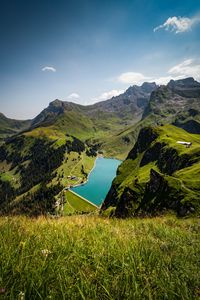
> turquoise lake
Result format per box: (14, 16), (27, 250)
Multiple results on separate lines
(71, 157), (121, 206)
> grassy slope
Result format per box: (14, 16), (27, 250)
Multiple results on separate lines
(51, 151), (95, 187)
(0, 149), (96, 209)
(116, 125), (200, 188)
(0, 215), (199, 299)
(101, 115), (158, 159)
(156, 124), (200, 155)
(23, 108), (140, 160)
(62, 190), (97, 215)
(105, 125), (200, 215)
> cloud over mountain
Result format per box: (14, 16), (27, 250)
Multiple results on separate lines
(93, 89), (124, 102)
(117, 72), (150, 85)
(67, 93), (80, 99)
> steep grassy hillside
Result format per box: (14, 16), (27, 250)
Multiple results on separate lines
(102, 125), (200, 217)
(0, 131), (97, 215)
(26, 100), (144, 159)
(0, 215), (199, 299)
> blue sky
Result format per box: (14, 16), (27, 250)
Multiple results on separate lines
(0, 0), (200, 119)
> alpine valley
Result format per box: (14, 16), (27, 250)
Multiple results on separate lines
(0, 78), (200, 216)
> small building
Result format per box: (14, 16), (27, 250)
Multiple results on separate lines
(67, 175), (78, 180)
(177, 141), (192, 148)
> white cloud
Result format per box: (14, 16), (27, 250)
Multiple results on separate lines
(153, 58), (200, 84)
(154, 15), (200, 34)
(153, 75), (182, 85)
(117, 72), (150, 85)
(42, 66), (56, 72)
(67, 93), (80, 99)
(93, 89), (124, 102)
(91, 59), (200, 104)
(168, 58), (200, 80)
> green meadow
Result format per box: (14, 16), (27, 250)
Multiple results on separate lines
(62, 190), (97, 215)
(0, 215), (199, 299)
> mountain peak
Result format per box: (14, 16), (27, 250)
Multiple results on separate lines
(49, 99), (63, 107)
(167, 77), (199, 88)
(141, 82), (157, 93)
(167, 77), (200, 98)
(124, 82), (157, 96)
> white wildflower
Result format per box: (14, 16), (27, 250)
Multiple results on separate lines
(18, 291), (25, 300)
(41, 249), (52, 257)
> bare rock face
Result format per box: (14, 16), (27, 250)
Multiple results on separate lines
(115, 187), (141, 218)
(89, 82), (157, 119)
(138, 169), (195, 217)
(147, 169), (166, 193)
(173, 119), (200, 134)
(167, 77), (200, 98)
(138, 169), (169, 214)
(101, 186), (119, 211)
(157, 147), (191, 175)
(127, 127), (158, 160)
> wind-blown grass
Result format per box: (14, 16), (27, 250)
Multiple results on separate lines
(0, 215), (200, 299)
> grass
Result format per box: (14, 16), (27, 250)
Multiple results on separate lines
(175, 162), (200, 190)
(113, 124), (200, 194)
(156, 124), (200, 155)
(24, 127), (66, 141)
(63, 190), (97, 215)
(23, 110), (138, 160)
(0, 215), (200, 299)
(52, 151), (96, 187)
(0, 167), (21, 189)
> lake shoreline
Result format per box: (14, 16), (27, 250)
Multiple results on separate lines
(70, 155), (122, 189)
(69, 156), (98, 189)
(70, 157), (121, 206)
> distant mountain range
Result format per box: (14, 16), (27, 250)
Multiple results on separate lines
(0, 77), (200, 216)
(0, 82), (157, 141)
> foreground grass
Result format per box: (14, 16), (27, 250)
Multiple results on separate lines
(0, 216), (200, 299)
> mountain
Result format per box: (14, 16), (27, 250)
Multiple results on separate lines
(142, 77), (200, 132)
(0, 82), (157, 215)
(29, 82), (157, 140)
(100, 78), (200, 218)
(0, 113), (31, 142)
(101, 124), (200, 217)
(8, 81), (157, 159)
(31, 82), (157, 129)
(167, 77), (200, 98)
(86, 82), (157, 119)
(1, 77), (200, 216)
(107, 77), (200, 159)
